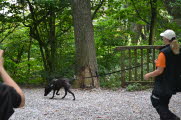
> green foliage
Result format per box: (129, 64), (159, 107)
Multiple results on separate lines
(100, 74), (121, 90)
(126, 83), (150, 91)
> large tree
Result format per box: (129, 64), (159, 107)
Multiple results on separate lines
(71, 0), (99, 88)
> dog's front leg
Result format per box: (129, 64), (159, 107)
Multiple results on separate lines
(50, 90), (56, 99)
(56, 89), (60, 95)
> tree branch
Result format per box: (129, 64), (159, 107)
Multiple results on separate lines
(130, 0), (150, 25)
(91, 0), (105, 20)
(0, 24), (20, 43)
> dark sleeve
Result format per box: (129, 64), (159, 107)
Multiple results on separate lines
(9, 86), (22, 108)
(0, 83), (21, 120)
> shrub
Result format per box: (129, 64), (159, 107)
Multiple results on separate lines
(126, 83), (150, 91)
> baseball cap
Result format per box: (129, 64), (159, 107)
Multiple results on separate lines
(160, 29), (176, 40)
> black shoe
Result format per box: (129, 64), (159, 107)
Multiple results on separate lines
(173, 116), (180, 120)
(160, 115), (180, 120)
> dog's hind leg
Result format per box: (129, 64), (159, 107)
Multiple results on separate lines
(62, 88), (68, 99)
(67, 89), (75, 100)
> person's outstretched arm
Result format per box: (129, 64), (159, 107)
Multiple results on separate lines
(144, 67), (164, 80)
(0, 50), (25, 108)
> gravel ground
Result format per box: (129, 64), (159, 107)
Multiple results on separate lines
(9, 88), (181, 120)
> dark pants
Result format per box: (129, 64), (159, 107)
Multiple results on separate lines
(151, 94), (180, 120)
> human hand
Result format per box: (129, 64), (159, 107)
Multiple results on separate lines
(154, 59), (157, 64)
(144, 74), (150, 80)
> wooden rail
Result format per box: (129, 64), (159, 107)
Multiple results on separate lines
(115, 45), (163, 87)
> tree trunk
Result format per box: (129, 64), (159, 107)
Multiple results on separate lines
(71, 0), (99, 88)
(148, 0), (157, 45)
(27, 36), (32, 78)
(48, 9), (56, 77)
(130, 23), (142, 44)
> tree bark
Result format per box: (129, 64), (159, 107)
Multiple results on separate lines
(71, 0), (99, 88)
(148, 0), (157, 45)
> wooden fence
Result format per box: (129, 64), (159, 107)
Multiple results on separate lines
(115, 45), (163, 87)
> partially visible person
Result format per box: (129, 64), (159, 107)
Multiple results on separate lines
(0, 50), (25, 120)
(144, 29), (181, 120)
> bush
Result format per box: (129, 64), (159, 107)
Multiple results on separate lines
(100, 74), (121, 90)
(126, 83), (150, 91)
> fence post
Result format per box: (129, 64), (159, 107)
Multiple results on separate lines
(128, 49), (131, 81)
(120, 50), (126, 87)
(141, 48), (143, 81)
(134, 49), (138, 81)
(147, 49), (150, 73)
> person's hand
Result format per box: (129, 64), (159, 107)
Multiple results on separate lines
(154, 59), (157, 64)
(0, 50), (4, 69)
(144, 73), (150, 80)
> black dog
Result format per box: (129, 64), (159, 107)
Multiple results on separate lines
(44, 78), (75, 100)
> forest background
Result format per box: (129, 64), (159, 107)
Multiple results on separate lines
(0, 0), (180, 89)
